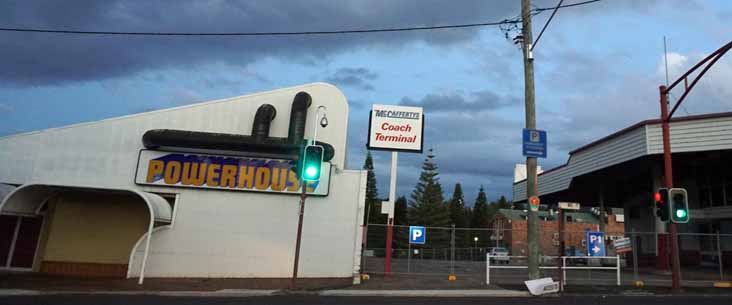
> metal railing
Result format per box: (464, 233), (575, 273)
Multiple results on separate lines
(486, 254), (621, 290)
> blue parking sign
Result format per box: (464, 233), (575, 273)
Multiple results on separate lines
(409, 226), (426, 244)
(523, 129), (547, 158)
(586, 231), (605, 257)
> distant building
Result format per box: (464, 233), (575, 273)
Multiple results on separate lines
(512, 112), (732, 268)
(489, 208), (625, 256)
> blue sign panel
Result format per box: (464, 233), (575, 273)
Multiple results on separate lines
(522, 129), (547, 158)
(586, 231), (606, 257)
(409, 226), (426, 244)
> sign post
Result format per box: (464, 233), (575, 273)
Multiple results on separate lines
(367, 104), (424, 277)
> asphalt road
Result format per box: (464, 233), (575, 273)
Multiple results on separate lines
(1, 295), (731, 305)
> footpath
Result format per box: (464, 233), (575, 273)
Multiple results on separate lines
(1, 273), (731, 298)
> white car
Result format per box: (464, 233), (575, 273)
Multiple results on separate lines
(489, 247), (510, 264)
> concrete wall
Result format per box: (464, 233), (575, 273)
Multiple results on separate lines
(42, 192), (148, 264)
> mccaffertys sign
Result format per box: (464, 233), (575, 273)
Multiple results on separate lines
(135, 150), (330, 196)
(367, 104), (424, 152)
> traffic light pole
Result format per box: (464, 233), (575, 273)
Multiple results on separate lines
(659, 88), (682, 292)
(290, 178), (307, 289)
(656, 41), (732, 292)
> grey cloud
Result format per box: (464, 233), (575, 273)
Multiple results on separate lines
(399, 90), (520, 112)
(326, 67), (378, 91)
(0, 0), (518, 86)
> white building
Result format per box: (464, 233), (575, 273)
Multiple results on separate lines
(0, 83), (366, 286)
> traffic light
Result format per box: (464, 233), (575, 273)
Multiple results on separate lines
(654, 188), (670, 222)
(669, 188), (689, 223)
(301, 144), (324, 181)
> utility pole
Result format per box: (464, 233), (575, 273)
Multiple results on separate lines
(521, 0), (540, 280)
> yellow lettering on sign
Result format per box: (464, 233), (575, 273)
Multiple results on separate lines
(146, 160), (164, 183)
(271, 167), (288, 191)
(237, 165), (253, 188)
(254, 167), (271, 190)
(220, 165), (237, 188)
(286, 170), (300, 192)
(182, 163), (206, 186)
(206, 164), (221, 187)
(163, 161), (182, 184)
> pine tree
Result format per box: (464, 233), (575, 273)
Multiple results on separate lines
(393, 196), (409, 250)
(448, 183), (468, 228)
(407, 149), (450, 246)
(362, 152), (386, 249)
(363, 151), (384, 224)
(470, 185), (490, 248)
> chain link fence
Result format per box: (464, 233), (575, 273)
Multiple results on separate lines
(361, 224), (732, 286)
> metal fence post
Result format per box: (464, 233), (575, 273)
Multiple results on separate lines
(486, 252), (491, 285)
(631, 230), (639, 281)
(561, 256), (566, 291)
(451, 225), (455, 275)
(616, 254), (621, 286)
(407, 242), (411, 273)
(718, 230), (724, 281)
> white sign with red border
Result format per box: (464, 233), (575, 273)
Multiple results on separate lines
(367, 104), (424, 152)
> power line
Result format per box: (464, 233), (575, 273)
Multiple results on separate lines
(0, 20), (518, 37)
(0, 0), (601, 37)
(531, 0), (564, 51)
(534, 0), (601, 11)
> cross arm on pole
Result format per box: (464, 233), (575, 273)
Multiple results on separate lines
(663, 41), (732, 120)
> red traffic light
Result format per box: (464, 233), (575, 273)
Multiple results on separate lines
(654, 192), (662, 203)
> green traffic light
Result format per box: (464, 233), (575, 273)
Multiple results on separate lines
(675, 209), (687, 218)
(304, 166), (318, 179)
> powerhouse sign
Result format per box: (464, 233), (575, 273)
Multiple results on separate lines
(367, 104), (424, 152)
(135, 150), (330, 196)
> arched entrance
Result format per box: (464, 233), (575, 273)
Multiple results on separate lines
(0, 183), (172, 284)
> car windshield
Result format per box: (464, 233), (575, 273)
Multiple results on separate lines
(493, 248), (507, 253)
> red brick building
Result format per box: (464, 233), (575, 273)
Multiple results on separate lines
(489, 208), (625, 256)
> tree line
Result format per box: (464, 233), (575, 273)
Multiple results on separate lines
(362, 149), (510, 249)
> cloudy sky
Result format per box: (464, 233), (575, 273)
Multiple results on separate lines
(1, 0), (731, 204)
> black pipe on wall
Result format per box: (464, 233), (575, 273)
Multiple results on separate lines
(251, 104), (277, 143)
(287, 92), (312, 145)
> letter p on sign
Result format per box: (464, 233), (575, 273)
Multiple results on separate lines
(409, 226), (426, 244)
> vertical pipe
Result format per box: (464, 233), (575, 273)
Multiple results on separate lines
(660, 85), (682, 291)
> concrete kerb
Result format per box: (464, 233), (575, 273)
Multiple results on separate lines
(0, 289), (277, 297)
(318, 289), (531, 297)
